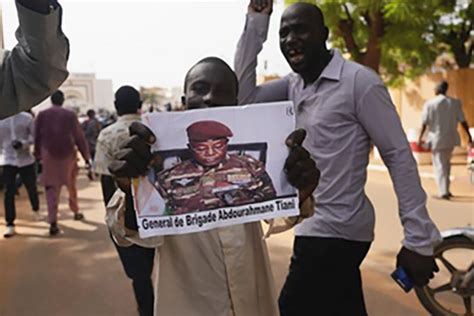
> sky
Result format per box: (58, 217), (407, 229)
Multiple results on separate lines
(2, 0), (292, 90)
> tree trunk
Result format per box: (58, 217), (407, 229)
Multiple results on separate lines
(451, 42), (473, 68)
(361, 10), (384, 73)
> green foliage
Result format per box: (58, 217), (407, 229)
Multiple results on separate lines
(284, 0), (472, 86)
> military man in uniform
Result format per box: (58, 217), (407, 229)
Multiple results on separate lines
(155, 120), (276, 215)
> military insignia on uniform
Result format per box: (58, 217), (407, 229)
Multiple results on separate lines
(227, 173), (251, 184)
(174, 178), (194, 186)
(212, 184), (239, 194)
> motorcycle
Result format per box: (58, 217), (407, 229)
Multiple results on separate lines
(415, 227), (474, 316)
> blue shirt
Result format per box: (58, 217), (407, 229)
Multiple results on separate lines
(234, 13), (441, 255)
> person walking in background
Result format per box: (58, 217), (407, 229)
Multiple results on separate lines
(418, 80), (473, 200)
(94, 86), (155, 316)
(81, 109), (102, 161)
(81, 109), (102, 180)
(34, 90), (90, 236)
(0, 112), (40, 238)
(1, 0), (69, 119)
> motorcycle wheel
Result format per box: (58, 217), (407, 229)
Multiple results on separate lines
(415, 236), (474, 316)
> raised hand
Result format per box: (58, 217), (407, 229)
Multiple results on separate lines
(108, 122), (161, 191)
(248, 0), (273, 15)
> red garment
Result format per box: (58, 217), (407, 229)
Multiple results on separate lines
(35, 105), (90, 187)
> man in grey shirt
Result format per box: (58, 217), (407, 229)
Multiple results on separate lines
(418, 81), (472, 200)
(235, 1), (441, 315)
(0, 0), (69, 119)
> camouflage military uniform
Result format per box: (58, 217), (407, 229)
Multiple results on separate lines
(94, 114), (141, 176)
(156, 154), (276, 214)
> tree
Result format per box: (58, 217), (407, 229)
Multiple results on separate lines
(140, 87), (159, 111)
(283, 0), (446, 86)
(431, 0), (473, 68)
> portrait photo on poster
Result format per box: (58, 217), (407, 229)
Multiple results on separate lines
(132, 101), (299, 237)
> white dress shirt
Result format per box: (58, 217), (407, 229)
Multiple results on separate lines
(0, 112), (35, 167)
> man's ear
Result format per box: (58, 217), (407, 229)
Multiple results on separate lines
(323, 26), (329, 41)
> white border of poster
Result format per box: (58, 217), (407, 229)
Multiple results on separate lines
(133, 101), (299, 237)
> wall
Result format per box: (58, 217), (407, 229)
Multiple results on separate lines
(390, 68), (474, 145)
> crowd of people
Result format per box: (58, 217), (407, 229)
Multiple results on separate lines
(0, 89), (110, 236)
(0, 0), (472, 316)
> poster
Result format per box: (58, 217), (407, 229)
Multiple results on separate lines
(133, 101), (299, 237)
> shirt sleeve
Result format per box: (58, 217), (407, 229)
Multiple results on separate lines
(105, 189), (164, 248)
(0, 2), (69, 119)
(94, 132), (113, 176)
(234, 12), (288, 105)
(354, 68), (441, 256)
(421, 102), (430, 125)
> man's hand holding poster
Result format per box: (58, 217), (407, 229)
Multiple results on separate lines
(133, 101), (299, 237)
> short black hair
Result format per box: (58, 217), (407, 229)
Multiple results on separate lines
(435, 80), (449, 95)
(51, 90), (65, 106)
(183, 57), (239, 95)
(86, 109), (96, 117)
(285, 2), (326, 29)
(114, 86), (142, 116)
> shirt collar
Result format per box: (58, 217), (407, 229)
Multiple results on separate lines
(118, 113), (141, 122)
(318, 49), (344, 82)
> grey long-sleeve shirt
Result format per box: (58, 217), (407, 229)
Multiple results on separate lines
(0, 2), (69, 119)
(235, 13), (441, 256)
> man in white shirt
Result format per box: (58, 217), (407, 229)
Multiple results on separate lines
(106, 57), (319, 316)
(418, 80), (472, 199)
(0, 112), (40, 237)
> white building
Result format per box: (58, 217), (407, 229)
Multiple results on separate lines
(33, 73), (114, 114)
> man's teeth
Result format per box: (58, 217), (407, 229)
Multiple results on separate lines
(289, 49), (302, 57)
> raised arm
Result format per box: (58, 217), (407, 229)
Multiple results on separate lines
(234, 0), (288, 105)
(0, 0), (69, 119)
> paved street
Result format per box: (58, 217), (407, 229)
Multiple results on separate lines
(0, 159), (472, 316)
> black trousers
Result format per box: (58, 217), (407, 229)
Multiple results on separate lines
(279, 236), (371, 316)
(3, 164), (39, 226)
(111, 236), (155, 316)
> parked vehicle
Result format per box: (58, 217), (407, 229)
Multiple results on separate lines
(415, 227), (474, 316)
